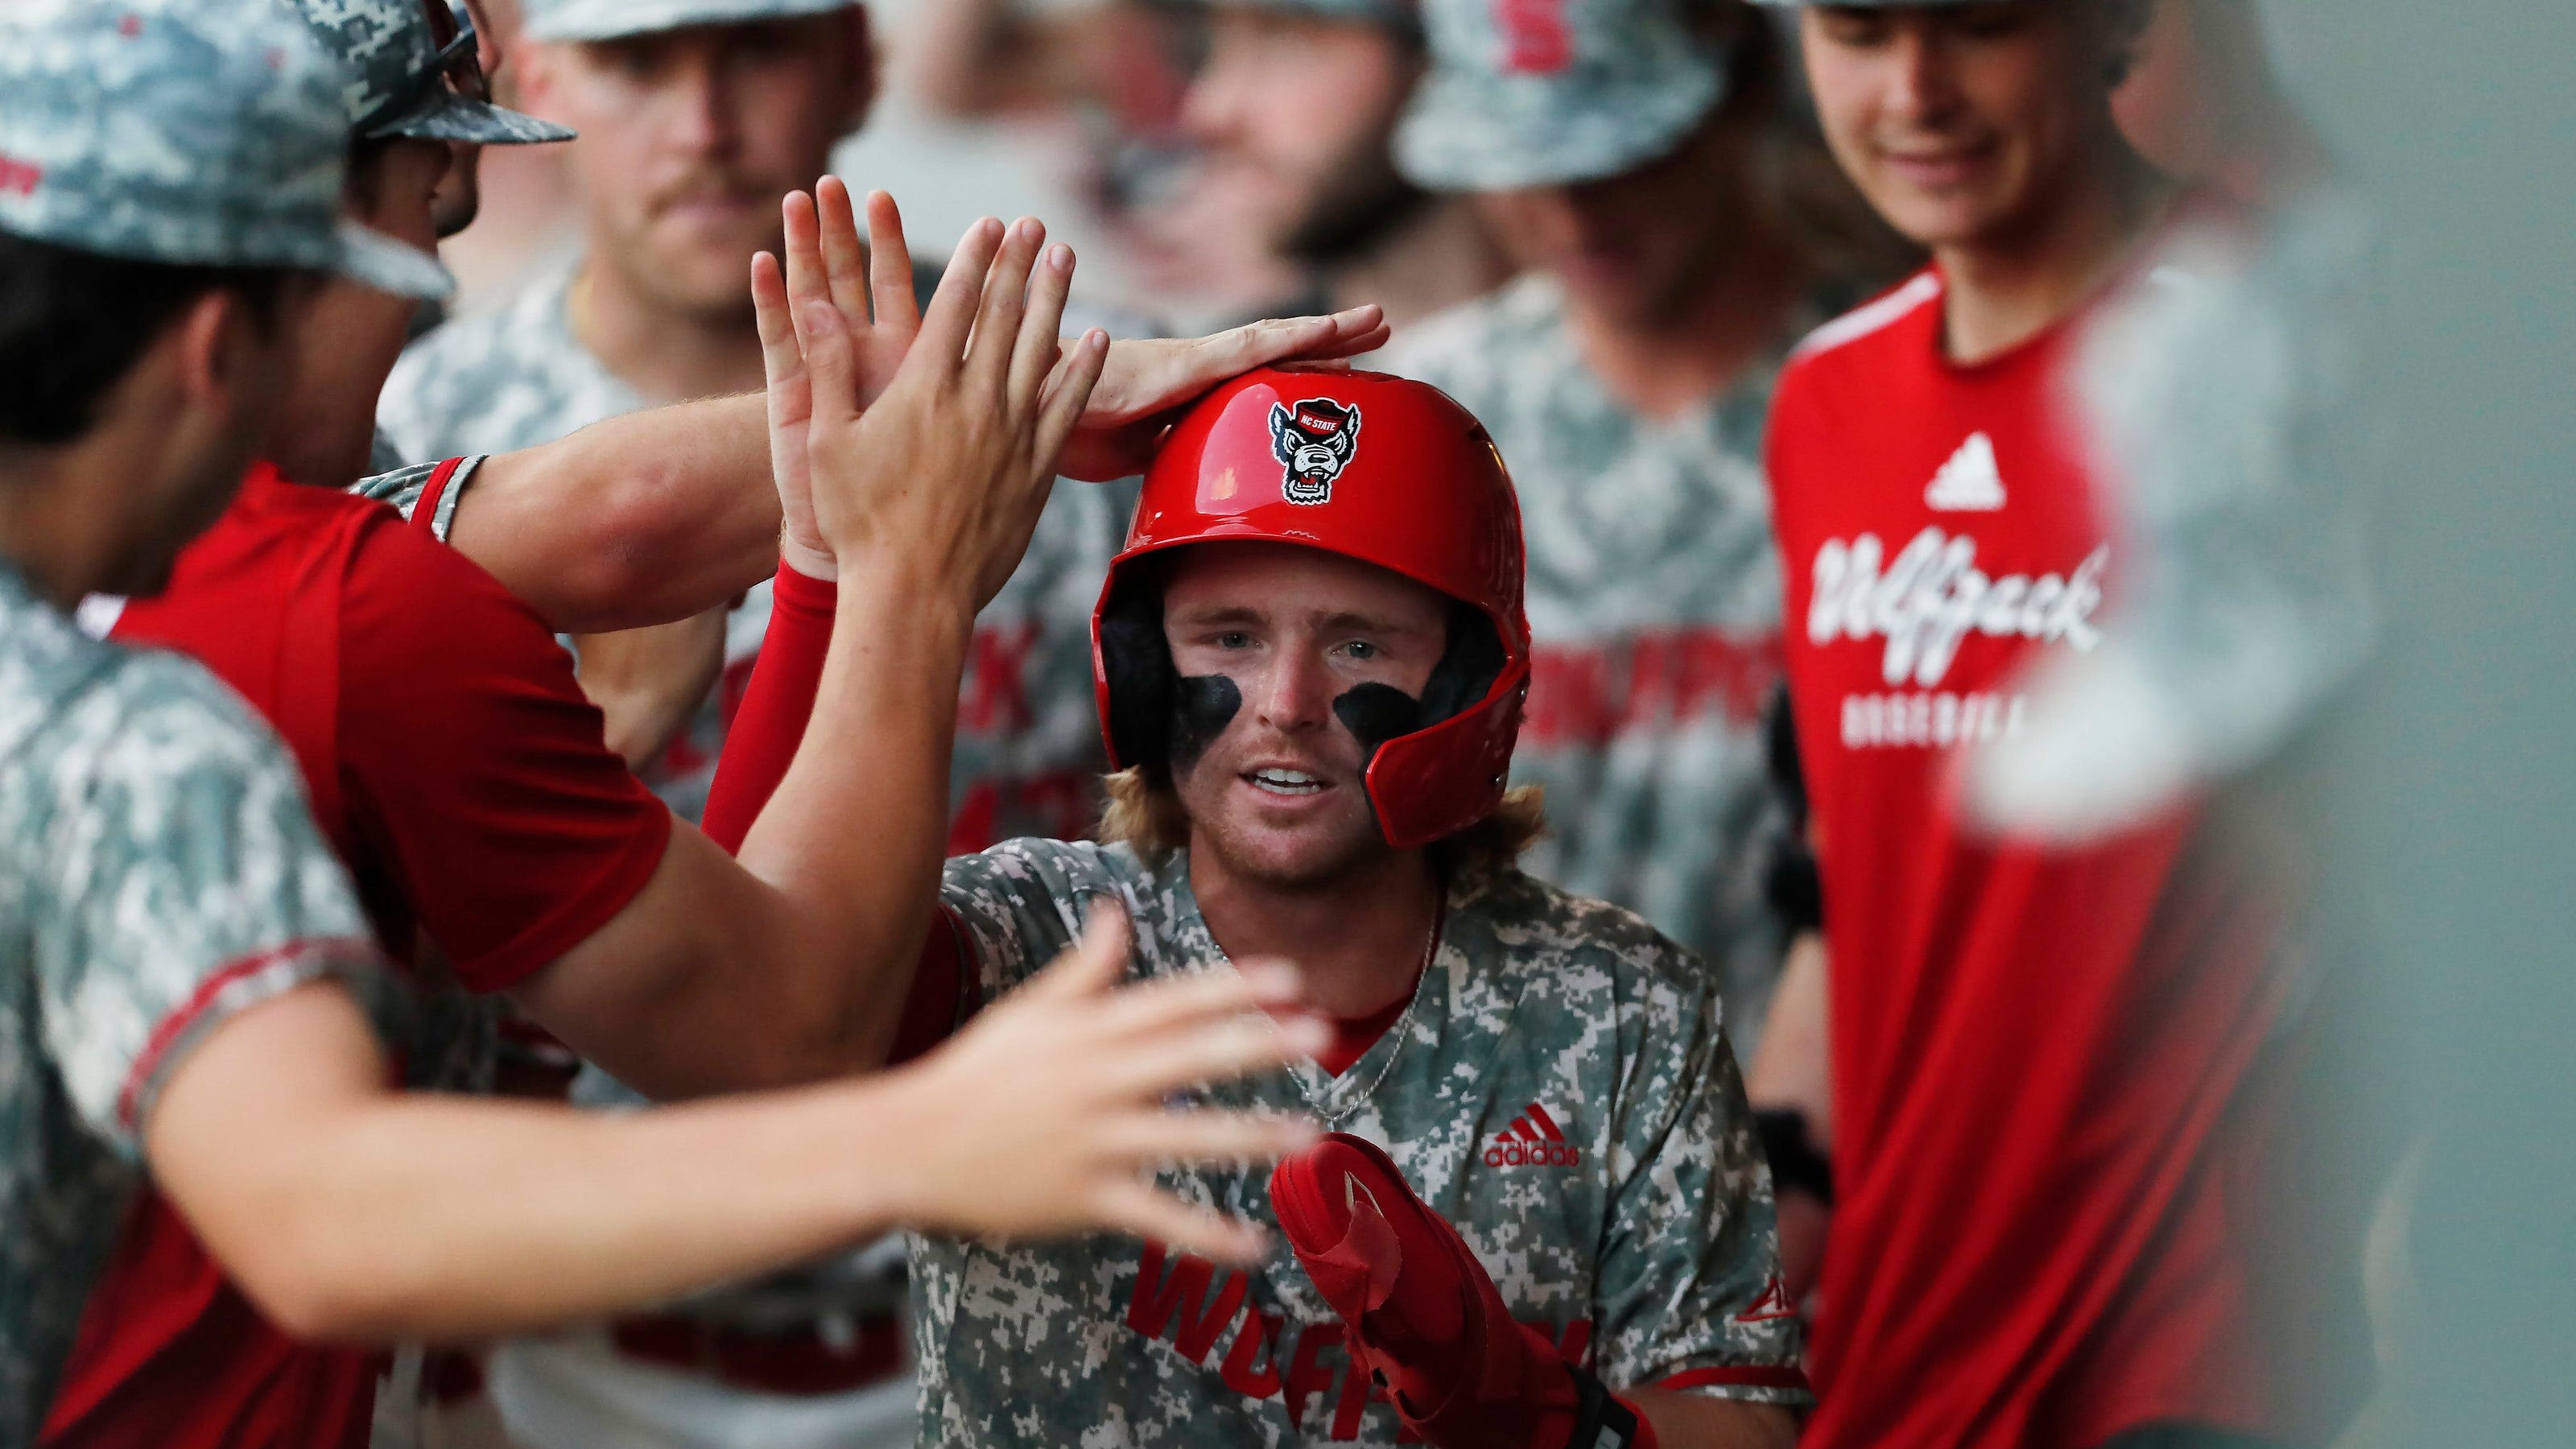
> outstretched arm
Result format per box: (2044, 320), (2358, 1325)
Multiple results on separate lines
(448, 182), (1389, 634)
(505, 208), (1093, 1099)
(151, 916), (1327, 1342)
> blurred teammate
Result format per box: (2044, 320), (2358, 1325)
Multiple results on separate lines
(1752, 2), (2372, 1445)
(379, 0), (882, 806)
(704, 351), (1810, 1445)
(0, 6), (1319, 1446)
(1382, 0), (1879, 1045)
(1179, 0), (1509, 334)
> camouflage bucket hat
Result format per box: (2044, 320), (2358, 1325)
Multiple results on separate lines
(1396, 0), (1730, 192)
(294, 0), (572, 144)
(519, 0), (856, 43)
(0, 0), (451, 299)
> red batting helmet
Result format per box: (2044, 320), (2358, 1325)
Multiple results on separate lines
(1092, 365), (1530, 850)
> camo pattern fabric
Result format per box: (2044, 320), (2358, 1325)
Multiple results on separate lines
(0, 0), (444, 301)
(287, 0), (572, 144)
(914, 836), (1807, 1447)
(1396, 0), (1724, 192)
(0, 564), (384, 1439)
(378, 261), (1136, 832)
(1382, 273), (1793, 1052)
(345, 455), (484, 542)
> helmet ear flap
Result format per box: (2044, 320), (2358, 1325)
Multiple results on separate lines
(1416, 601), (1509, 733)
(1097, 575), (1176, 777)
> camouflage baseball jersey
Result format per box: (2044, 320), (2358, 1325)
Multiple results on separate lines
(1382, 275), (1791, 1049)
(0, 564), (386, 1439)
(915, 837), (1806, 1447)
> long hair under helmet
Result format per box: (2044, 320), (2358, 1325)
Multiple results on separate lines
(1092, 365), (1531, 851)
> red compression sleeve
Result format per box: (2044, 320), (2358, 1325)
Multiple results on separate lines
(700, 563), (836, 852)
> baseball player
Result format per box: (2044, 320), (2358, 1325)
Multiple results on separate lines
(1752, 2), (2365, 1446)
(1378, 0), (1901, 1053)
(0, 5), (1319, 1446)
(1179, 0), (1510, 334)
(702, 364), (1810, 1447)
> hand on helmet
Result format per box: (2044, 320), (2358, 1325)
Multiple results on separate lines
(1056, 308), (1394, 483)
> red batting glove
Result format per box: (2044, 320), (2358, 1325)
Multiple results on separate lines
(1270, 1133), (1658, 1449)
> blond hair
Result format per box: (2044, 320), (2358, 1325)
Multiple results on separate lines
(1096, 767), (1547, 878)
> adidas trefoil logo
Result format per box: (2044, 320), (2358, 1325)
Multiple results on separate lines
(1925, 431), (2006, 512)
(1484, 1101), (1582, 1169)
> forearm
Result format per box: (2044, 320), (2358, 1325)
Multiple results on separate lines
(728, 564), (971, 1077)
(451, 394), (781, 634)
(152, 985), (931, 1343)
(1625, 1393), (1800, 1449)
(253, 1078), (922, 1341)
(576, 611), (729, 770)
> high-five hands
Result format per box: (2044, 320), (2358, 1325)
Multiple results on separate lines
(753, 181), (1396, 580)
(893, 908), (1327, 1265)
(760, 192), (1104, 611)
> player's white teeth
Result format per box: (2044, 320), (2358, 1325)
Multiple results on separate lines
(1251, 769), (1324, 795)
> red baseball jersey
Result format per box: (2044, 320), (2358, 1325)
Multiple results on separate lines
(1766, 265), (2318, 1449)
(43, 462), (671, 1449)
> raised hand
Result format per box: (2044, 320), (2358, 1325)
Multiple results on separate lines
(752, 180), (923, 580)
(1056, 306), (1394, 482)
(797, 207), (1108, 611)
(891, 909), (1326, 1264)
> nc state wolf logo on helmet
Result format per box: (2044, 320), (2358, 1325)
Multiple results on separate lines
(1269, 398), (1363, 506)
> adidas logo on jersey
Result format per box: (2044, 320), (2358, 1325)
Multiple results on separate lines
(1925, 431), (2006, 512)
(1484, 1102), (1582, 1168)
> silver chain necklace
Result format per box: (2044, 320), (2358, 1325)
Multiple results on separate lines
(1276, 906), (1443, 1130)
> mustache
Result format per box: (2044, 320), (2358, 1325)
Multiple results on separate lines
(642, 165), (770, 218)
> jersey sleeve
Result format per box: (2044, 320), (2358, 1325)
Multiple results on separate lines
(25, 656), (388, 1154)
(939, 839), (1130, 1003)
(1593, 948), (1810, 1405)
(333, 518), (672, 993)
(347, 456), (485, 543)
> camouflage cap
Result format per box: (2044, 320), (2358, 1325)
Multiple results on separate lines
(0, 0), (450, 299)
(1185, 0), (1421, 38)
(1396, 0), (1730, 192)
(518, 0), (856, 43)
(292, 0), (572, 145)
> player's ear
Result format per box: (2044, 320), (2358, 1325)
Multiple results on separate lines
(172, 288), (270, 417)
(510, 37), (565, 120)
